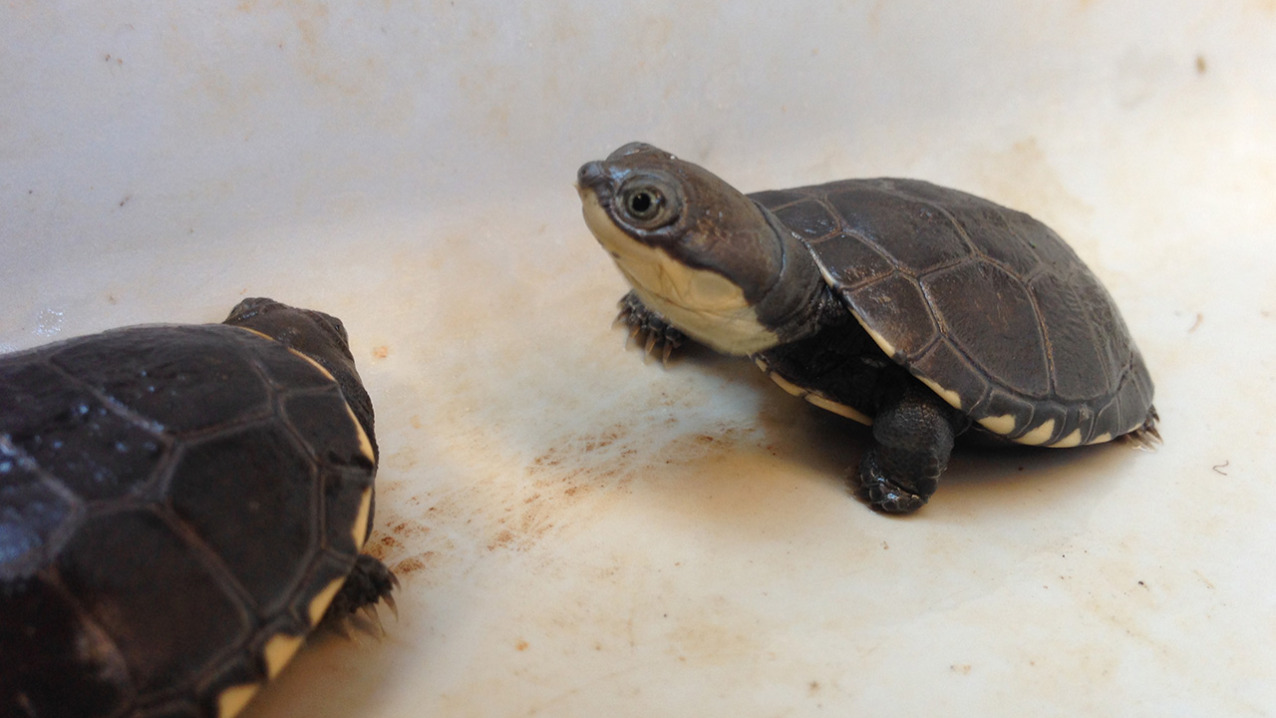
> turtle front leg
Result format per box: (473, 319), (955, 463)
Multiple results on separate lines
(858, 387), (962, 513)
(615, 290), (687, 363)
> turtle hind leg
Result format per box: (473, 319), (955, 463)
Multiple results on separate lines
(615, 291), (686, 364)
(319, 554), (398, 635)
(858, 387), (962, 514)
(1122, 405), (1162, 450)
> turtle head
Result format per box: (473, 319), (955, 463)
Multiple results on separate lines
(577, 142), (823, 355)
(224, 298), (377, 460)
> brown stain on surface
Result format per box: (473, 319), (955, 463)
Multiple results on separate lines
(425, 406), (763, 558)
(488, 529), (516, 551)
(387, 518), (431, 542)
(360, 315), (767, 567)
(524, 419), (755, 503)
(362, 533), (390, 560)
(359, 528), (432, 575)
(366, 516), (441, 578)
(391, 553), (433, 576)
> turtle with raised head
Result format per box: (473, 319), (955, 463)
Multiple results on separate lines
(1, 298), (395, 717)
(577, 142), (1157, 513)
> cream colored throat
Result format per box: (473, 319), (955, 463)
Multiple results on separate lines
(581, 190), (779, 355)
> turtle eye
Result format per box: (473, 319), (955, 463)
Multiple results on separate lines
(623, 187), (664, 222)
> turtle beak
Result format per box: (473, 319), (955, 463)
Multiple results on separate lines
(576, 161), (611, 200)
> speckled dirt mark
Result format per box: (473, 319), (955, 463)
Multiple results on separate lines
(370, 413), (768, 563)
(367, 498), (449, 578)
(487, 490), (558, 553)
(525, 418), (759, 502)
(360, 345), (770, 582)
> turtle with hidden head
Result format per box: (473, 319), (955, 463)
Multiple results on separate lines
(577, 142), (1158, 513)
(1, 298), (396, 718)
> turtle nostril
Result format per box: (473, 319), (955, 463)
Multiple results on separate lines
(577, 161), (606, 188)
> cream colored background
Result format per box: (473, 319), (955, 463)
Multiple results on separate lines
(3, 2), (1274, 715)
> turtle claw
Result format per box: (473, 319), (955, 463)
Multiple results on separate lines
(326, 599), (394, 641)
(614, 292), (685, 364)
(358, 604), (387, 638)
(1122, 405), (1162, 451)
(319, 554), (397, 636)
(857, 451), (929, 514)
(327, 617), (354, 640)
(346, 615), (379, 641)
(614, 300), (637, 328)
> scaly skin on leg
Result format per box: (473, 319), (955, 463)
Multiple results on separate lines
(859, 386), (963, 513)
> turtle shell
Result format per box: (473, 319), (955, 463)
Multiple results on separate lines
(0, 322), (376, 717)
(751, 178), (1154, 447)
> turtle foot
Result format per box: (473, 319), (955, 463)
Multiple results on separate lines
(615, 291), (685, 364)
(856, 387), (955, 514)
(1122, 405), (1162, 451)
(857, 450), (930, 514)
(320, 554), (398, 636)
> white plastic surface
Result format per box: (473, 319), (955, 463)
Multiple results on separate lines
(3, 2), (1274, 715)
